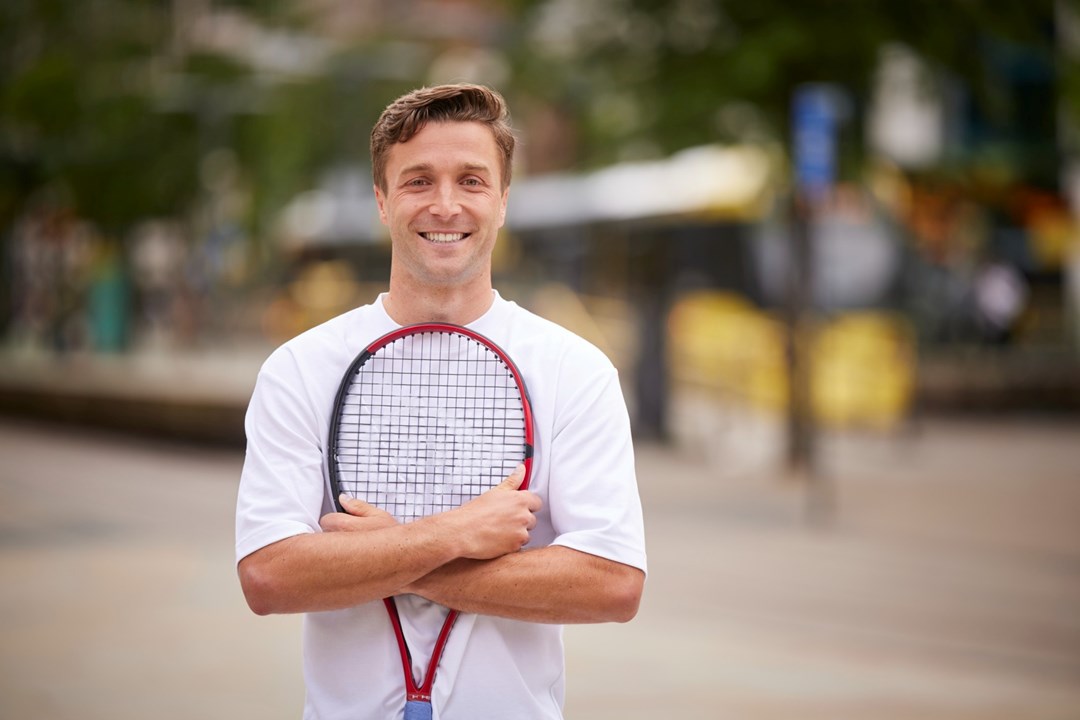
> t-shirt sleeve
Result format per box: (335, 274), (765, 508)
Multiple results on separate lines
(545, 354), (647, 574)
(235, 349), (327, 564)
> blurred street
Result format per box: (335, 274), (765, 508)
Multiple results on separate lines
(2, 416), (1078, 720)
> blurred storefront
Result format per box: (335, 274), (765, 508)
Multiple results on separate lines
(248, 113), (1080, 449)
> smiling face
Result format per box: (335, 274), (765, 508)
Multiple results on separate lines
(375, 120), (509, 297)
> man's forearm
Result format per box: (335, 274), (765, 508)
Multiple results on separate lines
(238, 520), (462, 615)
(239, 479), (539, 616)
(404, 545), (645, 624)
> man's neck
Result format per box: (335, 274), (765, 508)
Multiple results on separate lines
(382, 283), (495, 326)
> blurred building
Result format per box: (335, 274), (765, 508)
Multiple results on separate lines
(2, 1), (1077, 448)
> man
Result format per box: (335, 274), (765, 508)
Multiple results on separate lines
(236, 84), (647, 719)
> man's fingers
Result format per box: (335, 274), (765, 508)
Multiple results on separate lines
(320, 512), (352, 532)
(323, 495), (398, 533)
(339, 495), (400, 524)
(339, 494), (379, 515)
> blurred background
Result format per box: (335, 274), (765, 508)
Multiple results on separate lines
(1, 1), (1078, 718)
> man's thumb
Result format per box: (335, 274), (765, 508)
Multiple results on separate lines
(498, 463), (527, 491)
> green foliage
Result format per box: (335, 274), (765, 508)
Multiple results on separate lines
(0, 0), (199, 233)
(0, 0), (1068, 255)
(503, 0), (1060, 171)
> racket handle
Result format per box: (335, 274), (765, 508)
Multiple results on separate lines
(404, 700), (433, 720)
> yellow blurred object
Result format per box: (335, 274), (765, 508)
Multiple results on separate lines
(810, 312), (916, 430)
(289, 260), (360, 315)
(1028, 210), (1076, 270)
(262, 260), (375, 343)
(668, 292), (916, 430)
(668, 291), (788, 411)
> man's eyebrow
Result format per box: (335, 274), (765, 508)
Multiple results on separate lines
(398, 162), (434, 177)
(397, 161), (494, 177)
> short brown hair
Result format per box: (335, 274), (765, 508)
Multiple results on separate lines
(370, 83), (515, 192)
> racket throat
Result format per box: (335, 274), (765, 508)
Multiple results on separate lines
(386, 598), (460, 710)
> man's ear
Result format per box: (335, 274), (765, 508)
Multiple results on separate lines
(374, 185), (388, 225)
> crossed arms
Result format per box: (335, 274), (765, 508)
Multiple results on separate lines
(237, 465), (645, 624)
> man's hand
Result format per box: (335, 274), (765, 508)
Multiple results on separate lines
(320, 495), (399, 533)
(445, 463), (541, 559)
(319, 464), (540, 560)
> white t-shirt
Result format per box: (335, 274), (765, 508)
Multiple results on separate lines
(236, 292), (647, 720)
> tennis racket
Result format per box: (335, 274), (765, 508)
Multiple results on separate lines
(328, 323), (534, 720)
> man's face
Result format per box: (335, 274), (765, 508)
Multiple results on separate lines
(375, 121), (509, 291)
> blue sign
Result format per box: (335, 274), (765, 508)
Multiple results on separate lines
(792, 84), (846, 203)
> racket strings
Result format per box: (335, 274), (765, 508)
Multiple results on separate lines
(334, 331), (527, 524)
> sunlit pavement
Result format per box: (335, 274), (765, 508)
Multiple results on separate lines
(1, 414), (1078, 719)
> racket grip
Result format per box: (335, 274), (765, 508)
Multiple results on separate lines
(404, 700), (433, 720)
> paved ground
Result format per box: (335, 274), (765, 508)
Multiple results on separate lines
(1, 416), (1078, 719)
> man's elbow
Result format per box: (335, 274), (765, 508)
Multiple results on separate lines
(607, 568), (645, 623)
(238, 555), (287, 616)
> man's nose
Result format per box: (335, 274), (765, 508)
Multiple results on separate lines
(429, 182), (461, 217)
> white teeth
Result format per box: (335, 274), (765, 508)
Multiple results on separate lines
(424, 232), (466, 243)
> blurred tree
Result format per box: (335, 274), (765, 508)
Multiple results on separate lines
(503, 0), (1061, 179)
(0, 0), (1068, 306)
(0, 0), (349, 340)
(0, 0), (355, 294)
(0, 0), (201, 235)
